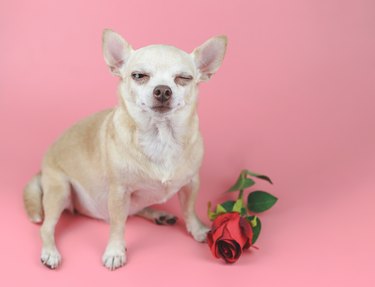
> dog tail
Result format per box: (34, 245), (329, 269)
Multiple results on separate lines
(23, 172), (43, 223)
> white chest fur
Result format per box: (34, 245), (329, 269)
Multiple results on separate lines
(128, 119), (189, 213)
(137, 119), (183, 177)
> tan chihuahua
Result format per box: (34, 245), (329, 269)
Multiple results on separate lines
(23, 29), (227, 270)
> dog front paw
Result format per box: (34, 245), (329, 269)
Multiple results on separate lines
(102, 244), (127, 270)
(41, 247), (61, 269)
(186, 218), (210, 243)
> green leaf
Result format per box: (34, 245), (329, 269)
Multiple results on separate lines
(207, 202), (217, 221)
(208, 214), (217, 221)
(216, 204), (227, 214)
(249, 215), (258, 227)
(227, 173), (255, 192)
(247, 191), (278, 213)
(243, 169), (273, 185)
(213, 200), (245, 214)
(247, 216), (261, 244)
(232, 199), (244, 213)
(240, 207), (247, 216)
(221, 200), (235, 212)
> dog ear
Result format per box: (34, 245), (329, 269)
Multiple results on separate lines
(102, 29), (133, 77)
(192, 36), (227, 82)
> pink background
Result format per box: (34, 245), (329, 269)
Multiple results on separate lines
(1, 0), (374, 285)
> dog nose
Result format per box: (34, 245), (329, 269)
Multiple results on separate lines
(153, 85), (172, 103)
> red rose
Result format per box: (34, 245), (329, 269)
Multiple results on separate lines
(207, 212), (253, 263)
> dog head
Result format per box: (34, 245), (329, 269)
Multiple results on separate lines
(102, 29), (227, 120)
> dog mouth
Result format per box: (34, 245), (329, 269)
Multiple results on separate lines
(151, 105), (171, 113)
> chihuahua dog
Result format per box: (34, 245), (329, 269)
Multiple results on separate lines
(23, 29), (227, 270)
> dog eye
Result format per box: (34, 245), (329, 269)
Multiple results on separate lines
(175, 75), (193, 86)
(131, 72), (149, 81)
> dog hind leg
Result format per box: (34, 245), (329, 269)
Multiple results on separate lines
(39, 170), (71, 269)
(24, 172), (43, 223)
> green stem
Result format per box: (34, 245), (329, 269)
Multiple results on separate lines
(238, 189), (244, 200)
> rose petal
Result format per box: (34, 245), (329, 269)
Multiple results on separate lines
(208, 213), (252, 262)
(218, 241), (233, 261)
(239, 217), (253, 249)
(207, 230), (214, 248)
(210, 223), (227, 246)
(218, 239), (242, 263)
(228, 240), (242, 262)
(221, 217), (248, 249)
(219, 241), (233, 258)
(211, 213), (240, 232)
(208, 231), (221, 259)
(209, 224), (227, 258)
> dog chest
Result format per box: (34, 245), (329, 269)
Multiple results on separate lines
(137, 120), (183, 164)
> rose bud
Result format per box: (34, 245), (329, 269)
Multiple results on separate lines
(207, 212), (253, 263)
